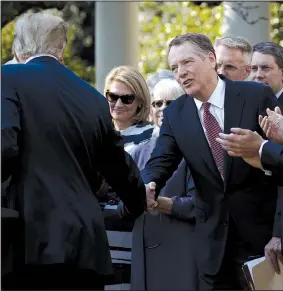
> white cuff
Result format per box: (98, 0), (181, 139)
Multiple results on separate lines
(258, 140), (272, 176)
(259, 140), (268, 158)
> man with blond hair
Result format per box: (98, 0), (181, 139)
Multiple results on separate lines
(214, 36), (253, 81)
(2, 12), (146, 290)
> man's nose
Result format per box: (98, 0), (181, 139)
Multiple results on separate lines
(178, 65), (187, 79)
(256, 69), (263, 79)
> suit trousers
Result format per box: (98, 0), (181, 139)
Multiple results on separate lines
(2, 264), (106, 290)
(201, 217), (251, 290)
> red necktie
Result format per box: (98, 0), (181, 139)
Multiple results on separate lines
(203, 102), (224, 178)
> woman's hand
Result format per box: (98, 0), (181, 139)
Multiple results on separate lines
(153, 197), (173, 215)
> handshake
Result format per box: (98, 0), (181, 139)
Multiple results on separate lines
(145, 182), (158, 212)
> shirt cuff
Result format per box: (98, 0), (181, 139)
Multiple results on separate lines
(259, 140), (272, 176)
(259, 140), (268, 157)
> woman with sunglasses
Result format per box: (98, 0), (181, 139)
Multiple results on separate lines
(104, 66), (158, 158)
(99, 66), (159, 288)
(127, 74), (198, 290)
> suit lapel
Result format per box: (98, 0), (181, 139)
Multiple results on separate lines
(182, 96), (223, 184)
(278, 92), (283, 108)
(223, 77), (245, 187)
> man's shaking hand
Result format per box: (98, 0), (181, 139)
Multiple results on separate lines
(145, 182), (158, 212)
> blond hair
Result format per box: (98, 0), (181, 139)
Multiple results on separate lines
(104, 66), (150, 123)
(214, 36), (253, 64)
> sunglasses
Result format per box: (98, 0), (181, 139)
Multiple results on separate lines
(106, 91), (136, 105)
(151, 100), (173, 108)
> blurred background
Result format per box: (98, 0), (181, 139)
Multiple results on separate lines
(1, 1), (283, 88)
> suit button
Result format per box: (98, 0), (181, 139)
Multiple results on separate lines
(223, 221), (228, 226)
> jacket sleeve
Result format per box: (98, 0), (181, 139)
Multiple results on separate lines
(159, 160), (196, 222)
(97, 98), (146, 219)
(171, 171), (196, 221)
(261, 141), (283, 186)
(141, 109), (183, 196)
(273, 193), (282, 237)
(1, 67), (21, 182)
(117, 135), (158, 219)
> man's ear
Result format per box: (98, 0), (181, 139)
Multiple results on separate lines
(58, 45), (66, 64)
(58, 56), (64, 64)
(14, 53), (27, 64)
(245, 65), (251, 79)
(208, 52), (217, 70)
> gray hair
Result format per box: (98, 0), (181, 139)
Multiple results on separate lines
(168, 33), (216, 60)
(12, 12), (67, 59)
(214, 36), (253, 64)
(152, 79), (184, 102)
(146, 69), (174, 96)
(253, 42), (283, 69)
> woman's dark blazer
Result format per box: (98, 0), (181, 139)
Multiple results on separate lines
(130, 159), (198, 290)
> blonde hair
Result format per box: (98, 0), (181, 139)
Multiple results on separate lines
(12, 12), (67, 59)
(152, 79), (184, 102)
(104, 66), (151, 123)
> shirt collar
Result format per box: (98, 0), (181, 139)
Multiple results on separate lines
(24, 54), (58, 64)
(194, 77), (226, 111)
(276, 87), (283, 99)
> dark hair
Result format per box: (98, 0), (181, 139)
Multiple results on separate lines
(253, 42), (283, 69)
(168, 33), (216, 59)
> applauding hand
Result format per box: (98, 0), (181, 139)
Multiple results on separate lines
(216, 128), (264, 158)
(259, 107), (283, 145)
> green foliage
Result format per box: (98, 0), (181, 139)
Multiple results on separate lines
(1, 10), (95, 85)
(1, 20), (14, 63)
(270, 2), (283, 46)
(138, 2), (223, 78)
(64, 23), (95, 86)
(1, 2), (282, 85)
(139, 1), (283, 79)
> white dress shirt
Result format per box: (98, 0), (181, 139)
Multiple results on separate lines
(193, 77), (226, 144)
(24, 54), (58, 64)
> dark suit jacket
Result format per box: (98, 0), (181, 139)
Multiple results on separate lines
(1, 56), (146, 275)
(131, 159), (197, 290)
(278, 91), (283, 108)
(272, 92), (283, 245)
(261, 141), (283, 185)
(142, 77), (280, 288)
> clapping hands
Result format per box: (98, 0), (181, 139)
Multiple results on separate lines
(259, 106), (283, 146)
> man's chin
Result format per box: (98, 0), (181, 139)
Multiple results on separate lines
(184, 87), (198, 97)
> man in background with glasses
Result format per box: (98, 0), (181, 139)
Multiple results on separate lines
(214, 36), (253, 81)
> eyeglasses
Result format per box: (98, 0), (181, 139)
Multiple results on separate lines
(106, 91), (136, 105)
(151, 100), (173, 108)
